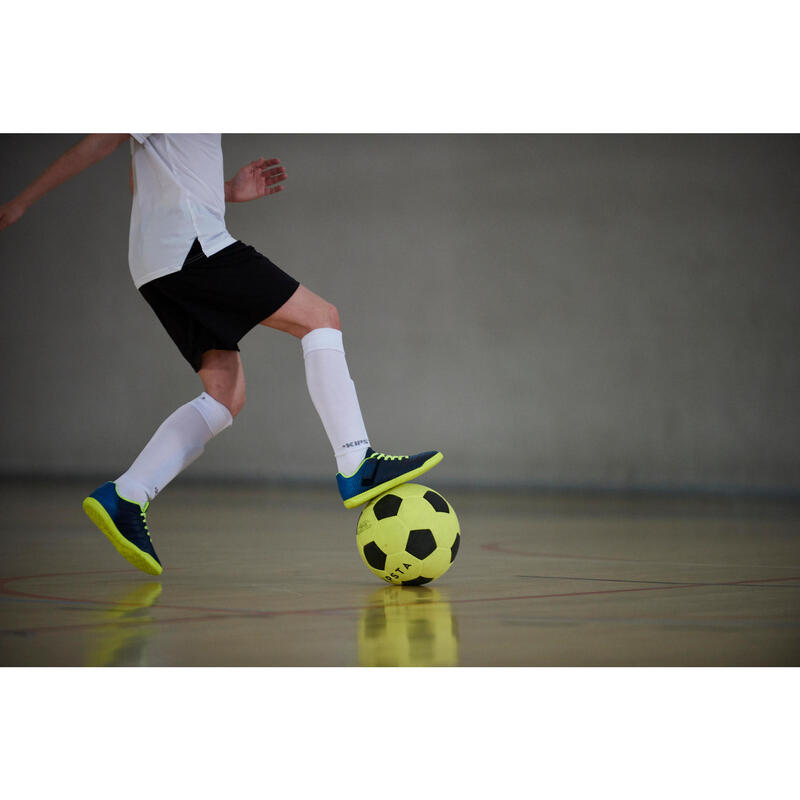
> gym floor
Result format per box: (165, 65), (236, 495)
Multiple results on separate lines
(1, 479), (798, 667)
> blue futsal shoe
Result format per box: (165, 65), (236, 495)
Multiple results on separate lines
(82, 482), (163, 576)
(337, 447), (444, 509)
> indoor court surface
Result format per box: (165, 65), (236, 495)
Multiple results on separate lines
(1, 479), (798, 667)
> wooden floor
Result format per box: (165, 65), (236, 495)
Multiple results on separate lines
(1, 479), (798, 666)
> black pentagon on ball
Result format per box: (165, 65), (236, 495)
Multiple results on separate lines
(363, 541), (387, 571)
(373, 493), (403, 520)
(402, 576), (433, 586)
(423, 490), (449, 513)
(450, 532), (461, 563)
(406, 529), (437, 560)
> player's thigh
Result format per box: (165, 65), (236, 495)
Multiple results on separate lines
(259, 284), (340, 338)
(198, 349), (246, 416)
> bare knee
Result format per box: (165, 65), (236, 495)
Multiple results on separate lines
(323, 302), (341, 332)
(225, 388), (246, 418)
(260, 286), (341, 338)
(295, 298), (340, 336)
(202, 383), (245, 418)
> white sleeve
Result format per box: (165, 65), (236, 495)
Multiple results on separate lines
(130, 134), (151, 144)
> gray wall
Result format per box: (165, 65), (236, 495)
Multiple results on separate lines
(1, 134), (798, 491)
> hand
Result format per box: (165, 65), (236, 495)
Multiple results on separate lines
(0, 134), (128, 232)
(0, 198), (28, 232)
(227, 157), (287, 203)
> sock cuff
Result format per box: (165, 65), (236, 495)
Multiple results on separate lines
(189, 392), (233, 436)
(301, 327), (344, 357)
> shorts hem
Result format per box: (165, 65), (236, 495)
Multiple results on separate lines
(139, 242), (300, 373)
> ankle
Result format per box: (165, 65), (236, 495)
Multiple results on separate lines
(336, 444), (370, 476)
(113, 479), (149, 508)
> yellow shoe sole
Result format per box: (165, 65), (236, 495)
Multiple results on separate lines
(82, 496), (163, 576)
(343, 451), (444, 509)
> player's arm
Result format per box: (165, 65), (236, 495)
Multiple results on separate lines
(0, 133), (130, 232)
(225, 157), (287, 203)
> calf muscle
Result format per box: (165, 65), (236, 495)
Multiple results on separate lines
(199, 350), (246, 417)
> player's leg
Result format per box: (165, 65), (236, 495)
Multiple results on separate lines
(83, 349), (240, 575)
(261, 286), (368, 473)
(114, 349), (239, 505)
(258, 283), (340, 339)
(260, 285), (442, 508)
(198, 348), (247, 418)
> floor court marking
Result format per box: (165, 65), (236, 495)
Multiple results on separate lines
(1, 568), (799, 637)
(483, 542), (800, 570)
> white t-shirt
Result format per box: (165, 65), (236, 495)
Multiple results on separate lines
(128, 134), (237, 288)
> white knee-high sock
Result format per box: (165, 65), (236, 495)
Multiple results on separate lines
(301, 327), (370, 475)
(114, 393), (233, 506)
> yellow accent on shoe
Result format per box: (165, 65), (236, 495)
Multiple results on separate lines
(82, 496), (163, 576)
(343, 451), (444, 509)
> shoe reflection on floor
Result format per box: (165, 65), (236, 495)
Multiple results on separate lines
(358, 585), (459, 666)
(84, 582), (162, 667)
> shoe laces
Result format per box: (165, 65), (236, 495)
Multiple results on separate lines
(374, 452), (408, 461)
(140, 510), (152, 539)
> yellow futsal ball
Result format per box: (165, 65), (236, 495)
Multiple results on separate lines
(356, 483), (460, 585)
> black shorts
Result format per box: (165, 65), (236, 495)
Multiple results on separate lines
(140, 238), (300, 371)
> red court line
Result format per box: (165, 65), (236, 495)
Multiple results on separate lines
(3, 613), (254, 635)
(1, 569), (799, 636)
(0, 569), (258, 616)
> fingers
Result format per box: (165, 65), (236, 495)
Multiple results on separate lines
(240, 157), (287, 199)
(260, 181), (285, 197)
(0, 204), (24, 231)
(260, 164), (287, 180)
(250, 156), (281, 168)
(259, 163), (288, 197)
(262, 174), (287, 188)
